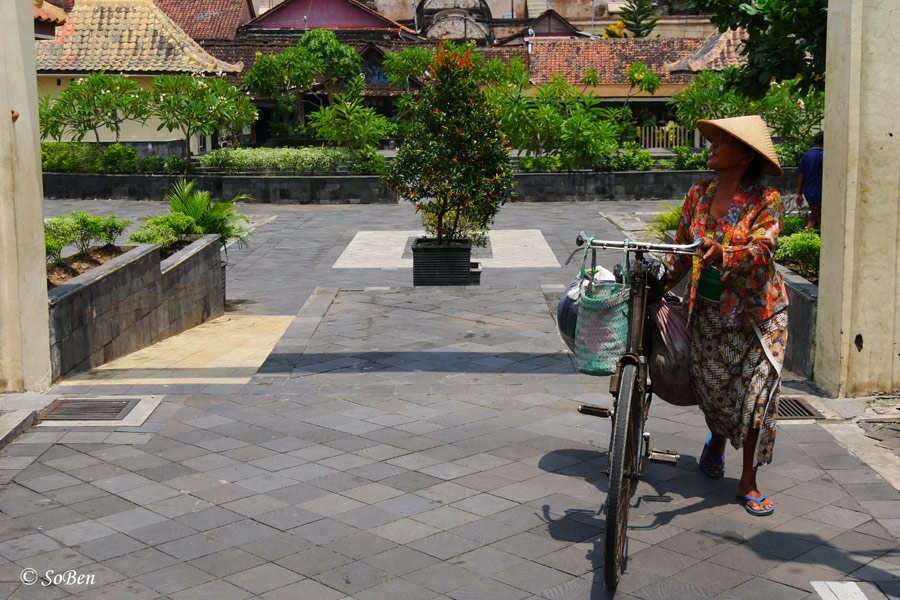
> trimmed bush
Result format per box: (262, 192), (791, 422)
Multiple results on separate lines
(198, 147), (355, 174)
(606, 142), (653, 171)
(41, 142), (186, 174)
(775, 230), (820, 278)
(44, 215), (78, 265)
(128, 213), (197, 249)
(782, 215), (805, 237)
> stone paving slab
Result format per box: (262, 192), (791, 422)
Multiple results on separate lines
(0, 200), (895, 599)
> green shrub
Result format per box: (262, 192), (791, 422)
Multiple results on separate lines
(782, 215), (805, 237)
(137, 156), (166, 174)
(127, 213), (198, 249)
(98, 215), (132, 245)
(198, 147), (354, 174)
(166, 179), (252, 251)
(68, 210), (104, 255)
(44, 215), (78, 265)
(668, 145), (709, 170)
(606, 142), (653, 171)
(348, 147), (387, 175)
(41, 142), (103, 173)
(775, 230), (820, 278)
(164, 156), (187, 174)
(517, 156), (563, 173)
(100, 144), (139, 173)
(644, 201), (683, 241)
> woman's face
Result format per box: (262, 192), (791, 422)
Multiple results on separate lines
(707, 132), (753, 173)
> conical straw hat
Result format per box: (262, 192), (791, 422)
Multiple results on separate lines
(696, 115), (783, 177)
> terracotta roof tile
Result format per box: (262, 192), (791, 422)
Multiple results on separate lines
(666, 28), (748, 73)
(528, 38), (704, 86)
(34, 0), (67, 24)
(36, 0), (242, 73)
(154, 0), (254, 41)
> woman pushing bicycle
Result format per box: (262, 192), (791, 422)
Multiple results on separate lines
(663, 115), (789, 517)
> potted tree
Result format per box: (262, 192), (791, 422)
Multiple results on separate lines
(385, 42), (513, 286)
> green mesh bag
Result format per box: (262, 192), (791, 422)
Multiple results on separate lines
(572, 240), (631, 376)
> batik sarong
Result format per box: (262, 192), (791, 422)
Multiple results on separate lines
(691, 298), (788, 466)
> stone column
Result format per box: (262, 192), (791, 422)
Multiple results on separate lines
(0, 0), (52, 392)
(815, 0), (900, 396)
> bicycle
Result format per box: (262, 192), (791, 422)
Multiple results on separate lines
(567, 232), (701, 589)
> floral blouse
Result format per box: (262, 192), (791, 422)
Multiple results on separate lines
(664, 178), (789, 328)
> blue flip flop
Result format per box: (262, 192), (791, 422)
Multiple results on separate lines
(738, 494), (775, 516)
(699, 432), (725, 479)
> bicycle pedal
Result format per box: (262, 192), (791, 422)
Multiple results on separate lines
(578, 404), (611, 418)
(648, 449), (680, 465)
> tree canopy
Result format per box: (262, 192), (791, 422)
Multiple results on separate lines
(690, 0), (827, 98)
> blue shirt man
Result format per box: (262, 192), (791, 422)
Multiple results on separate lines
(796, 131), (824, 229)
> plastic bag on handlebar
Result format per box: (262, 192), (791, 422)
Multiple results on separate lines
(614, 256), (668, 297)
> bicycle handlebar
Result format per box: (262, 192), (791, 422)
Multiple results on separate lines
(576, 231), (703, 256)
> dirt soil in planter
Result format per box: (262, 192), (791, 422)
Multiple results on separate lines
(160, 239), (193, 260)
(47, 245), (127, 290)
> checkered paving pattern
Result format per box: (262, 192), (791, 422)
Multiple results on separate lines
(1, 200), (896, 599)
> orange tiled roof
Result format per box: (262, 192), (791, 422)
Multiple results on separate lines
(36, 0), (243, 73)
(666, 28), (748, 73)
(528, 38), (704, 86)
(154, 0), (254, 41)
(34, 0), (67, 24)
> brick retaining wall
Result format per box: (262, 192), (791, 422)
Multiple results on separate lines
(47, 235), (224, 380)
(43, 168), (797, 203)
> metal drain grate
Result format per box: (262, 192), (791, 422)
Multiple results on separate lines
(780, 396), (820, 419)
(40, 398), (141, 421)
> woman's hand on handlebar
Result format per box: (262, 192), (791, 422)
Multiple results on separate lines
(699, 238), (723, 268)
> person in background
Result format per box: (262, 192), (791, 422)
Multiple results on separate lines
(796, 131), (824, 231)
(665, 115), (788, 517)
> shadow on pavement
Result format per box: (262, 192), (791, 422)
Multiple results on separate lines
(537, 448), (900, 598)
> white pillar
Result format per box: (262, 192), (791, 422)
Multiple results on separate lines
(0, 0), (52, 392)
(815, 0), (900, 396)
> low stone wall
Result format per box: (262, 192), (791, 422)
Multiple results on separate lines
(513, 168), (796, 202)
(43, 168), (797, 203)
(778, 265), (818, 377)
(47, 235), (224, 380)
(43, 173), (397, 204)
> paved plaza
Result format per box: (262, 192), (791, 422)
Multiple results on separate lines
(0, 200), (897, 599)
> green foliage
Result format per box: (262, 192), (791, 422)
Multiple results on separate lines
(782, 215), (805, 237)
(41, 143), (186, 174)
(98, 215), (132, 245)
(298, 29), (363, 104)
(689, 0), (826, 98)
(670, 70), (825, 166)
(517, 156), (563, 173)
(606, 141), (653, 171)
(385, 42), (513, 245)
(38, 72), (150, 143)
(152, 74), (257, 172)
(347, 147), (388, 175)
(199, 147), (354, 173)
(308, 94), (396, 152)
(625, 62), (661, 104)
(165, 179), (253, 251)
(243, 43), (321, 129)
(775, 230), (820, 278)
(44, 215), (78, 265)
(661, 145), (709, 170)
(68, 210), (104, 255)
(41, 142), (103, 173)
(127, 214), (195, 249)
(644, 201), (684, 241)
(383, 47), (435, 91)
(619, 0), (661, 37)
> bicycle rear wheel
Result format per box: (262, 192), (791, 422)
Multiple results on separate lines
(604, 363), (642, 589)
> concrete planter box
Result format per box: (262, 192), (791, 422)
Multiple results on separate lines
(662, 230), (817, 376)
(47, 234), (224, 380)
(43, 168), (796, 204)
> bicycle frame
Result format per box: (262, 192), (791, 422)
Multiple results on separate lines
(570, 232), (700, 589)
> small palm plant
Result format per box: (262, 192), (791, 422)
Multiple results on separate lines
(165, 179), (253, 252)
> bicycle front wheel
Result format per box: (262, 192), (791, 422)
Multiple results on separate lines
(604, 363), (642, 589)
